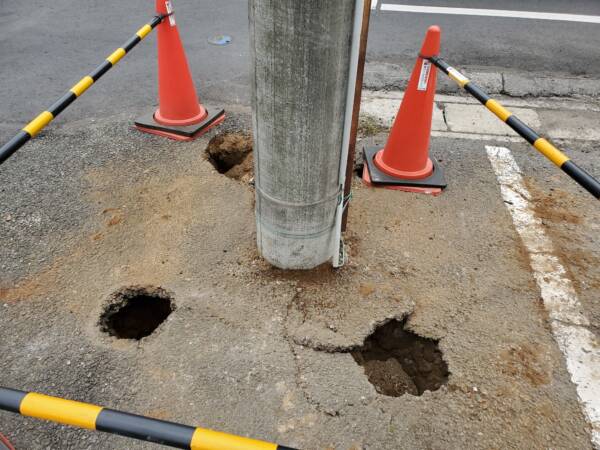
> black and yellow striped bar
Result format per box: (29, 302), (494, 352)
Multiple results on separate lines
(0, 14), (164, 167)
(429, 56), (600, 200)
(0, 387), (297, 450)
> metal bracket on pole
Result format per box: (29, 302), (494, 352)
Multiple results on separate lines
(332, 0), (365, 268)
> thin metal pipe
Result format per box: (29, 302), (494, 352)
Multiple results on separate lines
(333, 0), (367, 267)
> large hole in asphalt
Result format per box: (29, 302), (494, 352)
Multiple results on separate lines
(99, 286), (174, 340)
(205, 132), (253, 182)
(352, 319), (449, 397)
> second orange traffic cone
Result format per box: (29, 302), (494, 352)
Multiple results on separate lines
(363, 25), (446, 194)
(135, 0), (225, 141)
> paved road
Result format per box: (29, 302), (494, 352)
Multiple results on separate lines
(1, 2), (599, 449)
(0, 104), (598, 449)
(371, 0), (600, 74)
(0, 0), (249, 133)
(1, 0), (600, 134)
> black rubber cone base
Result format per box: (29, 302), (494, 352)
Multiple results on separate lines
(135, 105), (225, 140)
(363, 146), (447, 189)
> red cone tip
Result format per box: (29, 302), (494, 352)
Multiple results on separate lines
(156, 0), (169, 15)
(419, 25), (441, 58)
(135, 0), (225, 140)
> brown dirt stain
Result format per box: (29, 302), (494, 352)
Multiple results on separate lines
(344, 232), (362, 257)
(0, 249), (83, 304)
(524, 180), (582, 225)
(359, 283), (376, 297)
(2, 157), (209, 308)
(500, 343), (552, 386)
(525, 177), (600, 296)
(557, 247), (600, 292)
(143, 408), (172, 421)
(107, 215), (123, 227)
(262, 261), (339, 285)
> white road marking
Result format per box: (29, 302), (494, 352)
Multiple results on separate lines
(486, 146), (600, 449)
(380, 4), (600, 24)
(430, 130), (522, 142)
(371, 0), (378, 10)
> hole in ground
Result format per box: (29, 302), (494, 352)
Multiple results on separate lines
(99, 286), (174, 340)
(354, 160), (365, 178)
(352, 319), (448, 397)
(205, 132), (253, 182)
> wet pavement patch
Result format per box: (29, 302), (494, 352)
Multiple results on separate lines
(205, 132), (253, 182)
(99, 286), (174, 340)
(352, 319), (448, 397)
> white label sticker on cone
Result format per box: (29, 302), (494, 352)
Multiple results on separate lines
(165, 1), (176, 26)
(417, 59), (431, 91)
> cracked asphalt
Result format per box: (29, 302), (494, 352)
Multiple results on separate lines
(1, 106), (598, 448)
(1, 1), (600, 449)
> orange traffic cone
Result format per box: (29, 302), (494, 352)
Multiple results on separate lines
(363, 25), (446, 194)
(135, 0), (225, 141)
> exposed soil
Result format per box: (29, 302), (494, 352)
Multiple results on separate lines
(525, 183), (582, 225)
(358, 113), (387, 138)
(500, 343), (552, 386)
(205, 132), (254, 183)
(352, 319), (449, 396)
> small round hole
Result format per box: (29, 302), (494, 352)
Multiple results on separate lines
(205, 132), (253, 182)
(99, 286), (174, 340)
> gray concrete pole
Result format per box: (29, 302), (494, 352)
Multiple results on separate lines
(249, 0), (357, 269)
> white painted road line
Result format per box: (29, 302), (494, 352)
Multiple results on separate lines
(371, 0), (378, 10)
(486, 146), (600, 449)
(380, 4), (600, 24)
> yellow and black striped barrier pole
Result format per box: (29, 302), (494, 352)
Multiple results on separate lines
(0, 387), (297, 450)
(428, 56), (600, 200)
(0, 14), (167, 167)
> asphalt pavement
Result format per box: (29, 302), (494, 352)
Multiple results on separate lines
(370, 0), (600, 75)
(1, 0), (600, 134)
(1, 2), (599, 449)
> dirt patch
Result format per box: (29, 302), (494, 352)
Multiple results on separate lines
(261, 260), (351, 322)
(524, 181), (582, 225)
(563, 248), (600, 292)
(358, 283), (376, 297)
(205, 132), (254, 183)
(524, 178), (600, 320)
(358, 113), (387, 138)
(99, 286), (174, 340)
(500, 343), (551, 386)
(352, 319), (448, 396)
(101, 207), (124, 227)
(107, 215), (122, 227)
